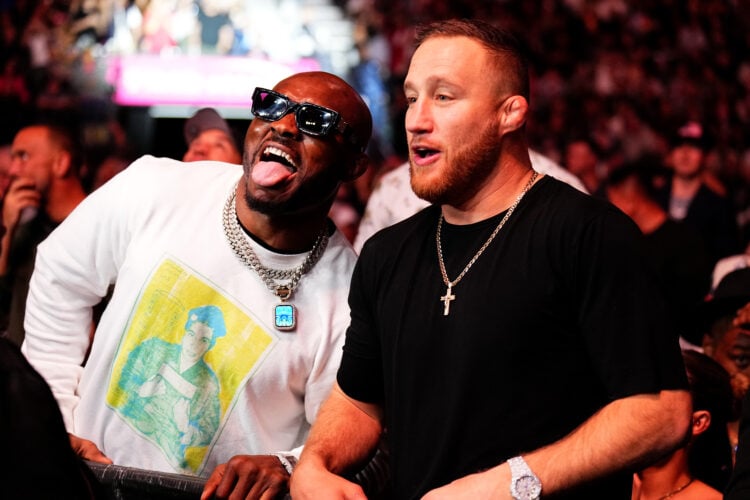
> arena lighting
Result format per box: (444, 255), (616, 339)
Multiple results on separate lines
(108, 54), (320, 112)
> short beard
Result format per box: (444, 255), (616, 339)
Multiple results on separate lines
(410, 121), (501, 207)
(243, 190), (284, 215)
(241, 150), (340, 217)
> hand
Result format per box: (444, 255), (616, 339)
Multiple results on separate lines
(289, 460), (367, 500)
(173, 397), (190, 433)
(421, 468), (508, 500)
(201, 455), (290, 500)
(2, 177), (40, 231)
(69, 433), (113, 464)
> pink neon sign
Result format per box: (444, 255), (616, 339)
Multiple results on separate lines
(109, 55), (320, 107)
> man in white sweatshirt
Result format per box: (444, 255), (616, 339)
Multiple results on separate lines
(21, 71), (371, 499)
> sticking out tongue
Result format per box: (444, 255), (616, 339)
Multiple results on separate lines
(252, 161), (295, 187)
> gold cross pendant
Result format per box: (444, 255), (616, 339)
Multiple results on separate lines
(440, 284), (455, 316)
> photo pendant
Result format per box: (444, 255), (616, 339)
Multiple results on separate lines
(274, 303), (296, 331)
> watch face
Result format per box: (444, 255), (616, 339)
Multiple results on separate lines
(513, 475), (542, 500)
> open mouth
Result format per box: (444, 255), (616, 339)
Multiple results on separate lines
(414, 147), (438, 159)
(261, 146), (298, 172)
(411, 146), (441, 164)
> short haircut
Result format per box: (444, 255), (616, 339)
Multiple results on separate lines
(184, 305), (227, 349)
(605, 159), (662, 193)
(682, 349), (734, 489)
(41, 123), (85, 175)
(414, 18), (530, 101)
(684, 349), (733, 422)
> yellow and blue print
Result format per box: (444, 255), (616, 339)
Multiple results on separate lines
(106, 258), (276, 474)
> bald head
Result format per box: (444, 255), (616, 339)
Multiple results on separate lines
(273, 72), (373, 153)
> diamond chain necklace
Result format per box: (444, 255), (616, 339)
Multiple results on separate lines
(437, 170), (538, 316)
(222, 186), (329, 330)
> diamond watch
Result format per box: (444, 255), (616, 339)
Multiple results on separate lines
(508, 456), (542, 500)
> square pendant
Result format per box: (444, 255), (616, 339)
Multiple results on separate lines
(274, 303), (296, 331)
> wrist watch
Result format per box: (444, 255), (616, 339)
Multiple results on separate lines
(508, 456), (542, 500)
(272, 453), (297, 475)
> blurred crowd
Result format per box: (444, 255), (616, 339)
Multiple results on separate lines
(2, 0), (750, 247)
(2, 3), (750, 497)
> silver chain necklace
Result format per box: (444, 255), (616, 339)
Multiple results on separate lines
(222, 186), (329, 331)
(437, 171), (538, 316)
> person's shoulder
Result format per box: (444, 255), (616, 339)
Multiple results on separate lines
(113, 155), (241, 196)
(359, 204), (438, 255)
(533, 174), (602, 210)
(711, 253), (750, 290)
(532, 175), (635, 229)
(378, 162), (410, 184)
(529, 149), (588, 194)
(126, 155), (240, 178)
(368, 162), (426, 210)
(696, 182), (734, 207)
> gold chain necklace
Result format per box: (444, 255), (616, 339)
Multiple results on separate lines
(658, 478), (693, 500)
(436, 170), (538, 316)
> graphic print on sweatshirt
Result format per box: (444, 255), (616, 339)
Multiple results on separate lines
(106, 257), (277, 473)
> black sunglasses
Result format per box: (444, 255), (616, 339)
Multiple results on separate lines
(251, 87), (362, 151)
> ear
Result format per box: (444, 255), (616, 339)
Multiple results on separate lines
(692, 409), (712, 436)
(701, 334), (714, 356)
(342, 153), (370, 182)
(498, 95), (528, 135)
(51, 150), (72, 178)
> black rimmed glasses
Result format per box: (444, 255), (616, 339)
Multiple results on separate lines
(251, 87), (362, 151)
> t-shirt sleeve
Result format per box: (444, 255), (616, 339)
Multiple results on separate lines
(336, 244), (385, 404)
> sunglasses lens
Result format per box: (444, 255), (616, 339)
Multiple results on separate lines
(254, 90), (288, 120)
(297, 105), (335, 136)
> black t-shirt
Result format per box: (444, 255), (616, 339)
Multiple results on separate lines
(0, 337), (102, 498)
(644, 219), (712, 345)
(338, 176), (688, 499)
(653, 179), (741, 266)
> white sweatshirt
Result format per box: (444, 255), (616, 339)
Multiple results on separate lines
(22, 156), (355, 476)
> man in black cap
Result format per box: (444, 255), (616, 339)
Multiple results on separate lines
(701, 267), (750, 463)
(653, 121), (740, 266)
(724, 292), (750, 500)
(183, 108), (242, 164)
(702, 268), (750, 385)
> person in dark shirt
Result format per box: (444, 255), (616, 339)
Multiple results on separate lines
(291, 18), (691, 500)
(653, 121), (741, 267)
(605, 160), (712, 346)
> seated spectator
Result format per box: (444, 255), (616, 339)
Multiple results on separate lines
(564, 136), (605, 196)
(725, 301), (750, 499)
(605, 161), (711, 347)
(0, 122), (87, 346)
(632, 350), (733, 499)
(182, 107), (242, 164)
(700, 268), (750, 461)
(653, 122), (741, 267)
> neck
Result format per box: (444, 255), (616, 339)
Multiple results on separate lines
(442, 148), (537, 225)
(671, 175), (701, 199)
(634, 449), (692, 500)
(633, 201), (667, 235)
(234, 183), (331, 253)
(45, 179), (87, 223)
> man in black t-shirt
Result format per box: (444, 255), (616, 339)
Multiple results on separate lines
(291, 19), (692, 500)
